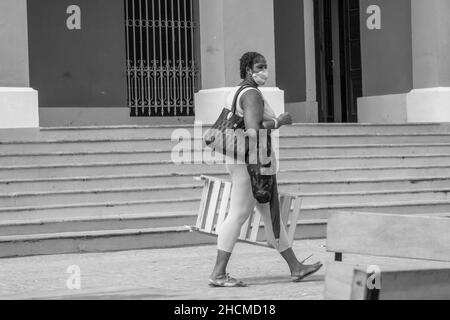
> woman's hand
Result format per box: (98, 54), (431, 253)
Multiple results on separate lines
(277, 112), (293, 127)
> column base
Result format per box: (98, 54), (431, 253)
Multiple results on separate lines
(358, 93), (408, 123)
(285, 101), (318, 123)
(407, 88), (450, 123)
(0, 87), (39, 128)
(194, 87), (285, 125)
(38, 108), (195, 127)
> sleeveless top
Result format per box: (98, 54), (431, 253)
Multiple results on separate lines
(225, 87), (277, 120)
(225, 86), (279, 174)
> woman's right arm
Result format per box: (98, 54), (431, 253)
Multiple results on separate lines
(240, 91), (265, 132)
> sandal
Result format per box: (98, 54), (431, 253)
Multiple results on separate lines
(291, 262), (323, 283)
(208, 273), (248, 288)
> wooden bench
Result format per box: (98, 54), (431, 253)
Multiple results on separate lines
(325, 211), (450, 300)
(187, 175), (302, 248)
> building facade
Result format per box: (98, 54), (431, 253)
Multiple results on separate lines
(1, 0), (450, 128)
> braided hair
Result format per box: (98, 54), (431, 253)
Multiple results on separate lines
(240, 52), (264, 79)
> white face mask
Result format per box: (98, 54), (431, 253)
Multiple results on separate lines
(252, 70), (269, 86)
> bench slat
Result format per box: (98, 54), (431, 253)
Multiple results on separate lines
(249, 211), (262, 243)
(196, 179), (212, 229)
(288, 198), (302, 244)
(216, 182), (232, 232)
(280, 195), (292, 225)
(327, 212), (450, 262)
(204, 180), (222, 233)
(239, 210), (253, 240)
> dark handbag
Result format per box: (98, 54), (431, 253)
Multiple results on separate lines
(247, 134), (279, 239)
(203, 85), (251, 160)
(246, 133), (276, 204)
(247, 164), (275, 203)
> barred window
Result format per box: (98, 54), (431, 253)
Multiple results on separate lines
(125, 0), (199, 117)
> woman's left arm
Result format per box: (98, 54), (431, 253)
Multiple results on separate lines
(262, 113), (293, 130)
(262, 119), (278, 130)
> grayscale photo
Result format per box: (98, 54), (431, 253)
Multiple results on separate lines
(0, 0), (449, 307)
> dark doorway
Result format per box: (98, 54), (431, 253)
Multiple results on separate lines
(314, 0), (362, 123)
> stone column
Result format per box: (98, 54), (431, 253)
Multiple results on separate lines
(407, 0), (450, 122)
(194, 0), (284, 124)
(0, 0), (39, 128)
(357, 0), (413, 123)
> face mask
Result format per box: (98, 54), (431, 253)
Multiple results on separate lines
(252, 70), (269, 86)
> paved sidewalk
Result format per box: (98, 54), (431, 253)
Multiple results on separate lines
(0, 240), (330, 300)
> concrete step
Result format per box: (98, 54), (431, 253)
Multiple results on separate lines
(0, 174), (212, 193)
(0, 139), (190, 154)
(0, 209), (326, 237)
(297, 187), (450, 206)
(0, 226), (215, 258)
(1, 138), (450, 157)
(1, 161), (450, 185)
(278, 165), (450, 181)
(3, 194), (450, 238)
(2, 165), (450, 196)
(0, 173), (226, 193)
(279, 133), (450, 146)
(1, 144), (450, 165)
(280, 176), (450, 193)
(1, 148), (450, 167)
(4, 154), (450, 180)
(0, 162), (227, 180)
(280, 123), (450, 135)
(0, 220), (326, 258)
(2, 179), (450, 214)
(3, 171), (450, 194)
(1, 133), (450, 155)
(0, 212), (198, 236)
(0, 184), (204, 208)
(280, 155), (450, 170)
(1, 123), (449, 143)
(0, 142), (174, 156)
(0, 191), (450, 230)
(0, 198), (202, 221)
(0, 126), (201, 143)
(279, 144), (450, 157)
(0, 151), (178, 165)
(3, 188), (450, 223)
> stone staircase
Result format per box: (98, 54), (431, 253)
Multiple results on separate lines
(1, 123), (450, 258)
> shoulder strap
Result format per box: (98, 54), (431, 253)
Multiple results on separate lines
(231, 85), (263, 114)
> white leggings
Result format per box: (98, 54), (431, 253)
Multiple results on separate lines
(217, 163), (292, 253)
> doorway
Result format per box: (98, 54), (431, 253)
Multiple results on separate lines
(314, 0), (362, 123)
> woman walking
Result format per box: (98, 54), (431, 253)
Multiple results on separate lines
(209, 52), (323, 287)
